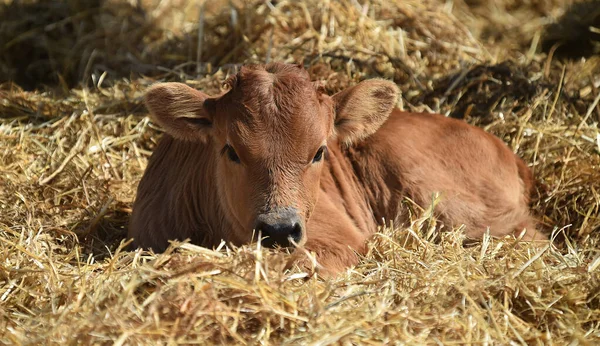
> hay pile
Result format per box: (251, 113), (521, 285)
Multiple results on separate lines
(1, 0), (599, 344)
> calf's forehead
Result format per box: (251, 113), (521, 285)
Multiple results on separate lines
(231, 65), (319, 118)
(214, 65), (329, 157)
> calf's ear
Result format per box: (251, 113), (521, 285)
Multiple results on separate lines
(144, 82), (213, 142)
(331, 79), (399, 145)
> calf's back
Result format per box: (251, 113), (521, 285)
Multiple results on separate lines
(350, 109), (541, 240)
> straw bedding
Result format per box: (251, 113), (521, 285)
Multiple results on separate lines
(1, 0), (599, 344)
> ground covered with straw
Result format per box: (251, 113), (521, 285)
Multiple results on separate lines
(1, 0), (599, 344)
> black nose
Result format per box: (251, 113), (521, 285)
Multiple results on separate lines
(254, 209), (303, 248)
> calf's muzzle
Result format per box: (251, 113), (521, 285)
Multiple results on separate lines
(254, 208), (303, 248)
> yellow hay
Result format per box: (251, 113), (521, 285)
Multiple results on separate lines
(1, 0), (599, 344)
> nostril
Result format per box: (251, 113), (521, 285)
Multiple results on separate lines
(290, 222), (302, 243)
(254, 221), (272, 238)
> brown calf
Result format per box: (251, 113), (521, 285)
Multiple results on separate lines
(128, 63), (545, 275)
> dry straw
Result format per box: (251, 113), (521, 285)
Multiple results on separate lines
(1, 0), (599, 344)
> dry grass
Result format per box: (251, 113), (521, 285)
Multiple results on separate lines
(1, 0), (599, 344)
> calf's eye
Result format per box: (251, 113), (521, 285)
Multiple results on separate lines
(312, 146), (327, 163)
(221, 145), (241, 164)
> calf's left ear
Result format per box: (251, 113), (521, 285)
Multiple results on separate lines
(144, 82), (213, 142)
(331, 79), (399, 145)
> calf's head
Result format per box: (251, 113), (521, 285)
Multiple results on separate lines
(144, 63), (398, 248)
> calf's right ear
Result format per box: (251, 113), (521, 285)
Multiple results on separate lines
(144, 82), (213, 142)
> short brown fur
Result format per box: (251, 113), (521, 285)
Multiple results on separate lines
(129, 62), (546, 276)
